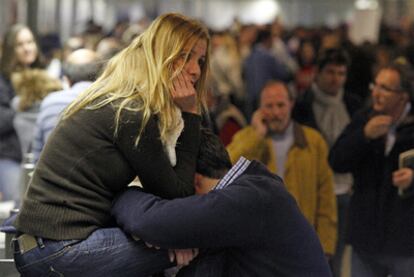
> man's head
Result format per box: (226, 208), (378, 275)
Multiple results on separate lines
(254, 28), (273, 49)
(195, 128), (232, 194)
(62, 48), (101, 85)
(370, 61), (413, 119)
(315, 48), (349, 96)
(259, 81), (294, 134)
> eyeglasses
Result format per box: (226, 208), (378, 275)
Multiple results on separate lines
(369, 82), (404, 94)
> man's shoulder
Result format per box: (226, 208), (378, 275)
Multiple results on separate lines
(296, 123), (329, 150)
(230, 125), (256, 139)
(41, 89), (71, 107)
(229, 162), (296, 212)
(300, 124), (324, 140)
(233, 161), (284, 190)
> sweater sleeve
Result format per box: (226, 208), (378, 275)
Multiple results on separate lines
(115, 111), (200, 199)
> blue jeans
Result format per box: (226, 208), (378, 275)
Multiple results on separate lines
(331, 193), (350, 277)
(13, 228), (174, 277)
(0, 158), (21, 202)
(352, 248), (414, 277)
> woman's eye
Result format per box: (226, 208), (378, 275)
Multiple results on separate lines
(185, 53), (192, 62)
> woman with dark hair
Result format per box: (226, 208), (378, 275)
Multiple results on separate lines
(0, 24), (44, 202)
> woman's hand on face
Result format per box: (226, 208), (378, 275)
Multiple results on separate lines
(171, 72), (198, 114)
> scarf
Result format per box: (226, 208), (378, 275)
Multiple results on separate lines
(312, 84), (353, 193)
(312, 84), (350, 147)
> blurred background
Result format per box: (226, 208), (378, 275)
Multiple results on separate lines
(0, 0), (411, 43)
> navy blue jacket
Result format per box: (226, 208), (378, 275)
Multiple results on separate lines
(329, 108), (414, 256)
(112, 161), (331, 277)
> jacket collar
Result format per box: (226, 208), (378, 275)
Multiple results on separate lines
(293, 121), (308, 148)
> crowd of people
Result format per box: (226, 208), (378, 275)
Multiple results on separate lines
(0, 11), (413, 277)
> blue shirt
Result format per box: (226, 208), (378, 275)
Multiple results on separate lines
(31, 82), (92, 161)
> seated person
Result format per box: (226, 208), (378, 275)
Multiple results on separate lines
(112, 128), (332, 277)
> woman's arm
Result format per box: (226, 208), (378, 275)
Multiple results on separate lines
(115, 110), (201, 199)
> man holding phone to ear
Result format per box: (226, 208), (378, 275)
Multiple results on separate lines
(226, 80), (337, 259)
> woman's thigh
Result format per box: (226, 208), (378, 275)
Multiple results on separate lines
(15, 228), (173, 277)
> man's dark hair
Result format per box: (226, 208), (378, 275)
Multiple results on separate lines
(196, 128), (232, 179)
(317, 48), (350, 71)
(254, 28), (272, 46)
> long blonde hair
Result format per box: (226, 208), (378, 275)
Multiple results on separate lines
(63, 13), (211, 145)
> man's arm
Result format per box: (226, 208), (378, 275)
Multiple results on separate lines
(116, 111), (200, 199)
(111, 184), (264, 250)
(329, 112), (374, 173)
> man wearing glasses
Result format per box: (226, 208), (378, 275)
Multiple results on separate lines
(329, 60), (414, 277)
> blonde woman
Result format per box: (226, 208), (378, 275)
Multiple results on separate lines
(13, 13), (210, 276)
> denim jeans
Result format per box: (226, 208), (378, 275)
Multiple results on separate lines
(352, 248), (414, 277)
(331, 193), (350, 277)
(0, 158), (21, 202)
(13, 227), (174, 277)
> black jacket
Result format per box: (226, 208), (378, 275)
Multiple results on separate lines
(329, 108), (414, 256)
(0, 74), (21, 161)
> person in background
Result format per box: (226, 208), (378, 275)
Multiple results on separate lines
(0, 24), (44, 202)
(206, 85), (247, 146)
(11, 69), (62, 157)
(227, 80), (337, 258)
(12, 13), (209, 276)
(210, 31), (245, 109)
(329, 60), (414, 277)
(293, 48), (362, 277)
(95, 37), (123, 61)
(112, 128), (332, 277)
(271, 19), (298, 78)
(243, 28), (289, 120)
(294, 39), (317, 97)
(31, 48), (101, 162)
